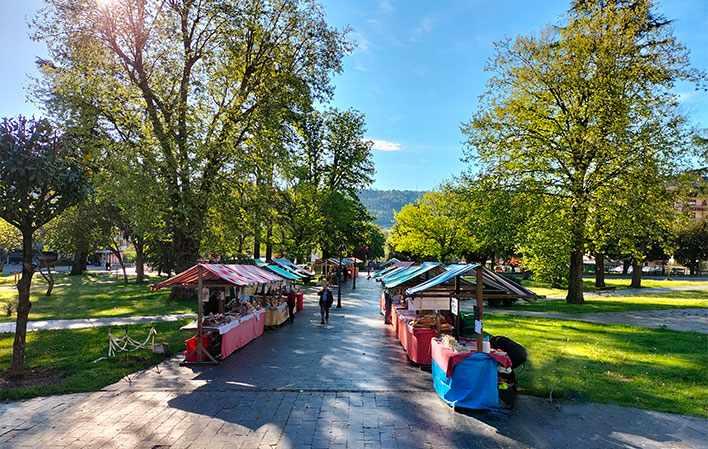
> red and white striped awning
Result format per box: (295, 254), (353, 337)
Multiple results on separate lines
(151, 264), (285, 290)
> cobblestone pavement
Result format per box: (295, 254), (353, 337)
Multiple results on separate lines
(1, 276), (707, 449)
(491, 307), (708, 333)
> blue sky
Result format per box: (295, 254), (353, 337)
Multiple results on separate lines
(2, 1), (707, 190)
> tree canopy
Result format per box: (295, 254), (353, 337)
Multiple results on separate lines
(463, 0), (703, 302)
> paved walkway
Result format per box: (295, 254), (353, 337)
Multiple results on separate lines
(0, 314), (196, 334)
(1, 277), (707, 449)
(491, 308), (708, 333)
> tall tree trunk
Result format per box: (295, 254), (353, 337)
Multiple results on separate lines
(111, 248), (127, 284)
(10, 230), (34, 375)
(253, 219), (261, 260)
(70, 249), (87, 275)
(630, 259), (642, 288)
(134, 237), (145, 283)
(172, 227), (199, 273)
(594, 252), (605, 288)
(622, 259), (630, 275)
(566, 208), (586, 304)
(38, 266), (54, 296)
(265, 220), (273, 261)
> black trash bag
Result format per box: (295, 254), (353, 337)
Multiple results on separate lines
(490, 335), (527, 369)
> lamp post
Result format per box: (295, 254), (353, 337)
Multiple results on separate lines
(337, 244), (345, 308)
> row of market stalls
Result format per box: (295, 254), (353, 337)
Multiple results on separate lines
(376, 261), (534, 410)
(152, 261), (307, 364)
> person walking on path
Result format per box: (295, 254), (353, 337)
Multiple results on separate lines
(319, 283), (334, 325)
(286, 286), (297, 324)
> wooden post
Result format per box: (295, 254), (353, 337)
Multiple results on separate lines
(454, 275), (460, 339)
(195, 265), (217, 364)
(475, 265), (484, 352)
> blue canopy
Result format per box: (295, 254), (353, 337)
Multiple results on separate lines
(265, 264), (302, 281)
(405, 264), (480, 296)
(273, 258), (314, 277)
(378, 265), (411, 282)
(383, 262), (442, 289)
(406, 264), (535, 299)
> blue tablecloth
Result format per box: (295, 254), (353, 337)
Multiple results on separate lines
(432, 352), (500, 410)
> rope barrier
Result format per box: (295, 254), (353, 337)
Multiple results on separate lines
(93, 327), (157, 363)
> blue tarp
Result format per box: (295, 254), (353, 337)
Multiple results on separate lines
(265, 264), (302, 281)
(378, 265), (409, 282)
(431, 352), (500, 410)
(383, 262), (441, 288)
(406, 263), (480, 296)
(273, 258), (314, 277)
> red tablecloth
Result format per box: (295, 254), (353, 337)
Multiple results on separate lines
(392, 305), (406, 333)
(296, 292), (304, 312)
(220, 311), (265, 359)
(397, 310), (416, 344)
(405, 324), (438, 365)
(431, 338), (512, 377)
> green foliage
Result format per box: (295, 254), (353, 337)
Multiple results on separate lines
(388, 189), (476, 262)
(517, 199), (573, 288)
(0, 117), (89, 234)
(674, 220), (708, 274)
(0, 219), (21, 254)
(34, 0), (351, 270)
(463, 0), (702, 302)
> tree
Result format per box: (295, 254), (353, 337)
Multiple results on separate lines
(43, 202), (103, 275)
(95, 149), (165, 282)
(464, 0), (701, 303)
(674, 221), (708, 276)
(0, 116), (88, 374)
(0, 219), (21, 270)
(389, 190), (476, 262)
(35, 0), (350, 272)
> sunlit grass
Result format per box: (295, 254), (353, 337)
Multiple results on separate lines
(509, 289), (708, 314)
(0, 273), (195, 322)
(484, 315), (708, 417)
(0, 320), (190, 400)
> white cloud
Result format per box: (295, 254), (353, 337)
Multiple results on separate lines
(678, 90), (698, 103)
(410, 16), (434, 42)
(378, 0), (394, 14)
(350, 31), (369, 53)
(368, 138), (402, 152)
(417, 17), (434, 34)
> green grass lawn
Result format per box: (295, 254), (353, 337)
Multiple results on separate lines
(522, 277), (708, 298)
(484, 315), (708, 417)
(0, 320), (189, 400)
(509, 289), (708, 314)
(0, 273), (195, 322)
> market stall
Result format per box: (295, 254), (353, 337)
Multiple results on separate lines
(151, 263), (287, 363)
(401, 264), (530, 410)
(273, 257), (315, 279)
(430, 336), (512, 410)
(379, 262), (444, 316)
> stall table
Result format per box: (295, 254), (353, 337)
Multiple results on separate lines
(431, 338), (507, 410)
(184, 309), (266, 360)
(396, 310), (417, 347)
(215, 310), (266, 359)
(404, 323), (438, 365)
(265, 302), (290, 327)
(392, 304), (407, 332)
(296, 292), (304, 312)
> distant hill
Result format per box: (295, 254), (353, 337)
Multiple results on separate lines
(358, 189), (425, 228)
